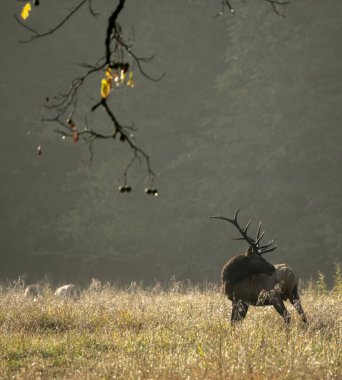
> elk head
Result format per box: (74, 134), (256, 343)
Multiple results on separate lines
(209, 208), (277, 286)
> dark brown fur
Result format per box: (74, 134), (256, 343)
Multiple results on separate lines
(221, 247), (276, 287)
(222, 263), (307, 324)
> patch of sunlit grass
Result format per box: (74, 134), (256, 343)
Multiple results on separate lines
(0, 279), (341, 379)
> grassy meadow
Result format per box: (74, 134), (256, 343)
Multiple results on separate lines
(0, 276), (341, 380)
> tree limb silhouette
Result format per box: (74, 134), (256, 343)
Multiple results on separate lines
(15, 0), (290, 193)
(16, 0), (161, 192)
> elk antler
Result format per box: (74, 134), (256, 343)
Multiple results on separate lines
(209, 208), (277, 255)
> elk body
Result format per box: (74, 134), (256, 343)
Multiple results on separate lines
(224, 262), (307, 324)
(210, 209), (307, 324)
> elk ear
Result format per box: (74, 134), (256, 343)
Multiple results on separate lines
(246, 246), (254, 256)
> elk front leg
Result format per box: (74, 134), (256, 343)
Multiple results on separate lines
(231, 300), (249, 323)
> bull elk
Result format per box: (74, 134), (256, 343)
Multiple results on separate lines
(210, 209), (307, 324)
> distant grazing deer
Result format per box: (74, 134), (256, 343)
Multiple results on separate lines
(54, 284), (79, 300)
(24, 284), (44, 301)
(210, 209), (307, 324)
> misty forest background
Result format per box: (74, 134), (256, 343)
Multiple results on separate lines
(0, 0), (341, 286)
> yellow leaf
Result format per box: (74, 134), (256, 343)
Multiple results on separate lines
(105, 67), (113, 80)
(113, 71), (119, 86)
(21, 3), (32, 20)
(120, 69), (125, 84)
(127, 72), (135, 88)
(101, 78), (111, 99)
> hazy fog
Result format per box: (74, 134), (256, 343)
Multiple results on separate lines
(0, 0), (341, 285)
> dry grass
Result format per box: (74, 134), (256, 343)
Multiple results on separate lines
(0, 279), (341, 379)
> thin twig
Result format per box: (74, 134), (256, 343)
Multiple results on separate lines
(17, 0), (88, 43)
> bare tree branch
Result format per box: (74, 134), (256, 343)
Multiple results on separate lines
(15, 0), (160, 189)
(105, 0), (126, 64)
(15, 0), (291, 193)
(264, 0), (290, 17)
(215, 0), (289, 18)
(16, 0), (89, 43)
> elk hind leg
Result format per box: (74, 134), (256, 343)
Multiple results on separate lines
(271, 298), (291, 324)
(289, 286), (308, 324)
(231, 300), (249, 324)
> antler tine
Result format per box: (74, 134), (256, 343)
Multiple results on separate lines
(244, 219), (252, 234)
(209, 207), (241, 224)
(233, 207), (242, 221)
(255, 230), (265, 245)
(262, 240), (274, 248)
(208, 215), (234, 223)
(257, 239), (277, 255)
(210, 209), (278, 255)
(209, 208), (256, 248)
(255, 218), (277, 255)
(259, 245), (277, 254)
(256, 221), (262, 240)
